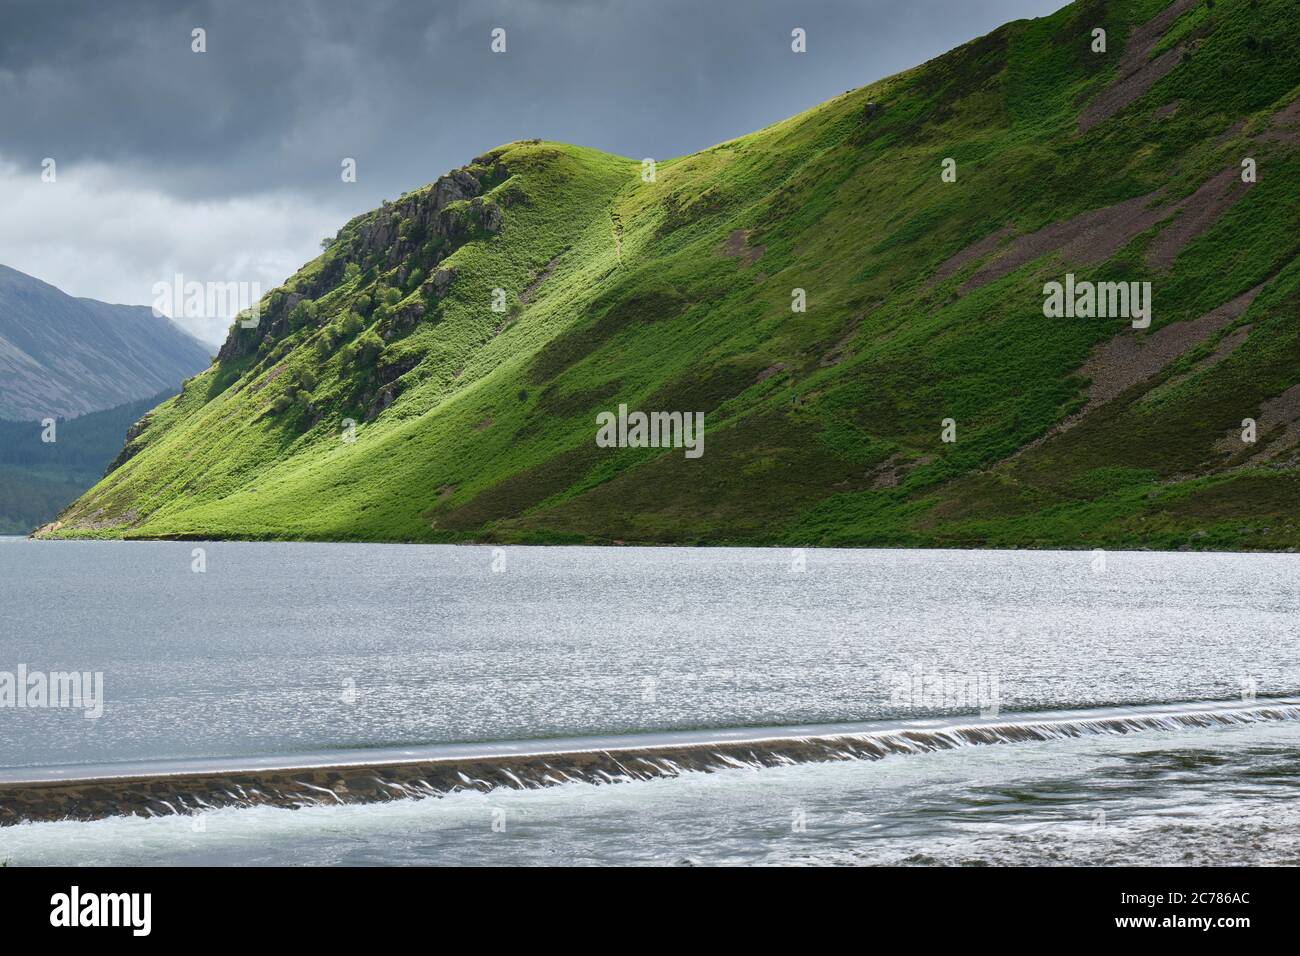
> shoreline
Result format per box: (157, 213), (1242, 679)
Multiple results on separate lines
(12, 535), (1300, 556)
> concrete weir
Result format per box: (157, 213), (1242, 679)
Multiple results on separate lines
(3, 697), (1299, 826)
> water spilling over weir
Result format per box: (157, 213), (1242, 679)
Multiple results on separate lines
(3, 697), (1297, 826)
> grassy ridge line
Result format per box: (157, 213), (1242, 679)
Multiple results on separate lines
(43, 0), (1300, 548)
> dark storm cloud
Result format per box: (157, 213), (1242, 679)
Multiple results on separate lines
(0, 0), (1067, 340)
(2, 0), (1067, 202)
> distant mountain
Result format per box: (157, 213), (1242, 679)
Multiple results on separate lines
(40, 0), (1300, 550)
(0, 264), (211, 420)
(0, 391), (174, 534)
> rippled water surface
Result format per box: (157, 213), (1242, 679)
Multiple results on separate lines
(1, 538), (1297, 865)
(2, 539), (1296, 767)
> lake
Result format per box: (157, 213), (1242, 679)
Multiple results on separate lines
(1, 538), (1297, 864)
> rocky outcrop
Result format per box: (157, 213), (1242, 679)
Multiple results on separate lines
(217, 159), (508, 364)
(423, 265), (458, 301)
(103, 410), (157, 475)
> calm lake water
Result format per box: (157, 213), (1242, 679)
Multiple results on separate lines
(1, 538), (1297, 865)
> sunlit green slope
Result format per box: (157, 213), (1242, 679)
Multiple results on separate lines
(44, 0), (1300, 548)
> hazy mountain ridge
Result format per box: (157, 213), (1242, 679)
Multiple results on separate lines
(44, 0), (1300, 549)
(0, 264), (211, 420)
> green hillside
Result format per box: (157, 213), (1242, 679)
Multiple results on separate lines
(41, 0), (1300, 549)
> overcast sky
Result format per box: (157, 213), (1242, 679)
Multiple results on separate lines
(0, 0), (1067, 344)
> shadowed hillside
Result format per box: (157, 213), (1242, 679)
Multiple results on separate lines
(0, 391), (175, 533)
(42, 0), (1300, 549)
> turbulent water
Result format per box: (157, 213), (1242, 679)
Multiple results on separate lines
(5, 718), (1300, 866)
(1, 538), (1297, 865)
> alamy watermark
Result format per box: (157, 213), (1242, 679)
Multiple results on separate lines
(0, 665), (104, 718)
(152, 273), (262, 329)
(887, 664), (1001, 718)
(1043, 273), (1151, 329)
(50, 886), (150, 936)
(595, 404), (705, 459)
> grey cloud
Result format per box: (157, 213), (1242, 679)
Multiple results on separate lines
(0, 0), (1067, 342)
